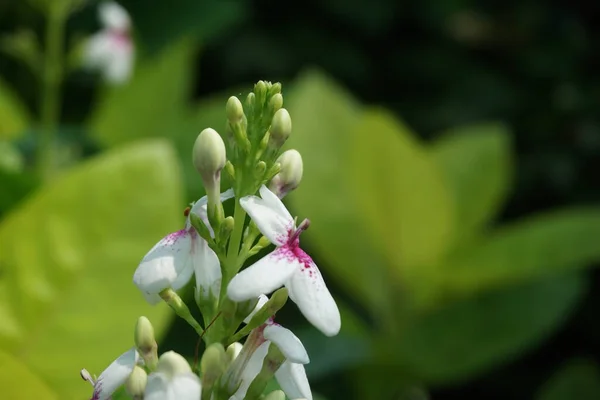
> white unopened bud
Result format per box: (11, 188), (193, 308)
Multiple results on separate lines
(193, 128), (226, 184)
(134, 316), (158, 369)
(156, 351), (191, 377)
(125, 366), (147, 398)
(226, 96), (244, 122)
(264, 390), (286, 400)
(226, 342), (243, 364)
(269, 149), (303, 198)
(269, 108), (292, 148)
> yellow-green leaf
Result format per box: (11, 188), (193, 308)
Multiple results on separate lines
(0, 78), (29, 140)
(89, 38), (196, 147)
(0, 139), (182, 397)
(285, 70), (392, 315)
(349, 109), (455, 276)
(439, 207), (600, 296)
(0, 348), (58, 399)
(430, 122), (512, 243)
(537, 359), (600, 400)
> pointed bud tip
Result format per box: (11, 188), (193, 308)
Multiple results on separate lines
(269, 149), (303, 197)
(125, 366), (147, 397)
(157, 351), (191, 376)
(134, 316), (156, 351)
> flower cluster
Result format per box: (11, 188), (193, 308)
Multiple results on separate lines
(83, 81), (341, 400)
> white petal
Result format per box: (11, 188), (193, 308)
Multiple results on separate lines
(243, 294), (269, 324)
(227, 249), (297, 301)
(232, 341), (270, 399)
(263, 324), (309, 364)
(170, 373), (202, 400)
(240, 187), (294, 246)
(99, 1), (131, 30)
(93, 348), (139, 400)
(133, 230), (194, 305)
(145, 372), (170, 400)
(84, 33), (112, 68)
(286, 255), (341, 337)
(193, 236), (222, 300)
(103, 38), (134, 84)
(186, 188), (235, 234)
(275, 361), (312, 400)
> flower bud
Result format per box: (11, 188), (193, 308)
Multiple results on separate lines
(226, 96), (244, 123)
(269, 93), (283, 113)
(254, 80), (268, 105)
(201, 342), (227, 395)
(125, 366), (147, 399)
(156, 351), (191, 376)
(269, 149), (303, 198)
(268, 82), (282, 97)
(193, 128), (226, 185)
(245, 343), (286, 399)
(134, 316), (158, 370)
(254, 160), (267, 180)
(226, 342), (243, 364)
(218, 216), (235, 244)
(264, 390), (286, 400)
(269, 108), (292, 148)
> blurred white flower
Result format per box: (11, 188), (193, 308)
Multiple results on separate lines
(84, 1), (134, 84)
(145, 351), (201, 400)
(227, 185), (341, 337)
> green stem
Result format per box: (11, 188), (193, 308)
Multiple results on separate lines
(37, 6), (66, 181)
(220, 200), (246, 304)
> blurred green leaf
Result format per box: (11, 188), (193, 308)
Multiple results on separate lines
(0, 139), (181, 397)
(0, 348), (58, 399)
(285, 70), (391, 316)
(0, 140), (24, 172)
(439, 208), (600, 296)
(0, 169), (38, 220)
(395, 272), (585, 384)
(430, 122), (512, 243)
(537, 359), (600, 400)
(349, 109), (455, 273)
(0, 79), (30, 140)
(89, 38), (195, 148)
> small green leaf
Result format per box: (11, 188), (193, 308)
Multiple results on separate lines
(395, 272), (585, 384)
(439, 207), (600, 296)
(430, 122), (512, 242)
(0, 348), (58, 399)
(536, 359), (600, 400)
(349, 109), (455, 273)
(0, 140), (182, 397)
(0, 79), (30, 140)
(285, 70), (391, 315)
(89, 38), (195, 148)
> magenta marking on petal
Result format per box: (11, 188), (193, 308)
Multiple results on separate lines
(163, 229), (188, 246)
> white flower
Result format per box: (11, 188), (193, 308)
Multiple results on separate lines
(145, 351), (201, 400)
(227, 185), (341, 336)
(82, 347), (141, 400)
(231, 320), (311, 400)
(84, 1), (134, 84)
(133, 189), (234, 304)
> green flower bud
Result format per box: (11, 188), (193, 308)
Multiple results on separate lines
(254, 80), (268, 105)
(269, 149), (303, 198)
(193, 128), (226, 185)
(268, 82), (282, 97)
(134, 316), (158, 370)
(125, 366), (147, 399)
(226, 96), (244, 123)
(218, 216), (235, 245)
(269, 108), (292, 148)
(245, 343), (286, 400)
(269, 93), (283, 114)
(201, 343), (227, 399)
(156, 351), (191, 376)
(254, 160), (267, 180)
(225, 160), (236, 181)
(160, 289), (204, 336)
(264, 390), (286, 400)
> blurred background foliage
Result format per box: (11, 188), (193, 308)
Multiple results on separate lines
(1, 0), (600, 399)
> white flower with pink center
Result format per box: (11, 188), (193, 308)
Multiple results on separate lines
(227, 185), (341, 337)
(133, 190), (234, 304)
(84, 1), (134, 84)
(230, 302), (312, 400)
